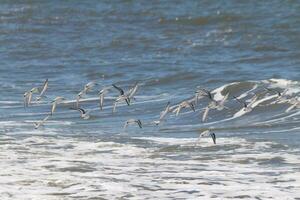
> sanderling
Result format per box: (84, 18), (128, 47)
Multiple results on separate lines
(36, 79), (49, 101)
(83, 81), (97, 93)
(51, 96), (65, 115)
(173, 101), (195, 116)
(76, 81), (97, 108)
(263, 86), (288, 103)
(195, 88), (212, 105)
(153, 101), (171, 125)
(124, 119), (142, 129)
(112, 84), (130, 112)
(34, 115), (51, 129)
(198, 130), (216, 144)
(73, 107), (90, 119)
(127, 82), (139, 101)
(233, 94), (258, 113)
(27, 87), (40, 106)
(202, 93), (229, 122)
(98, 86), (113, 110)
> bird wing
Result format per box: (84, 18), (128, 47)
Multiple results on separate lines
(248, 95), (258, 107)
(128, 83), (139, 99)
(210, 133), (216, 144)
(23, 93), (29, 108)
(233, 96), (247, 108)
(77, 108), (86, 115)
(99, 93), (104, 110)
(51, 102), (57, 115)
(175, 106), (182, 116)
(112, 84), (125, 95)
(39, 79), (48, 97)
(123, 121), (129, 129)
(202, 107), (210, 122)
(27, 92), (33, 105)
(42, 115), (50, 123)
(125, 97), (131, 106)
(137, 120), (142, 128)
(188, 102), (195, 112)
(200, 130), (210, 137)
(113, 101), (118, 113)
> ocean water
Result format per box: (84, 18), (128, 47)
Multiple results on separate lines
(0, 1), (300, 199)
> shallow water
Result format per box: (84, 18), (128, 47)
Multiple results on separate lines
(0, 1), (300, 199)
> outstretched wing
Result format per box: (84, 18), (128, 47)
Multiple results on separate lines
(128, 82), (139, 99)
(39, 79), (48, 97)
(233, 96), (247, 108)
(77, 108), (86, 114)
(210, 133), (216, 144)
(99, 93), (104, 110)
(112, 84), (125, 95)
(137, 120), (142, 128)
(202, 107), (210, 122)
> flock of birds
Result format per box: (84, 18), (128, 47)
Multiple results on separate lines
(23, 79), (300, 144)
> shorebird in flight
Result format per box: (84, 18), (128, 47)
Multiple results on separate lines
(112, 84), (131, 112)
(153, 101), (171, 125)
(126, 82), (139, 101)
(72, 107), (90, 119)
(34, 115), (51, 129)
(263, 86), (288, 103)
(98, 86), (113, 110)
(24, 79), (49, 106)
(76, 81), (97, 108)
(83, 81), (97, 93)
(124, 119), (142, 129)
(233, 94), (258, 113)
(202, 93), (229, 122)
(198, 130), (216, 144)
(26, 87), (40, 106)
(51, 96), (65, 115)
(173, 100), (195, 116)
(195, 88), (213, 105)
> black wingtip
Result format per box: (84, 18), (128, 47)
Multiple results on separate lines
(137, 120), (142, 128)
(211, 133), (216, 144)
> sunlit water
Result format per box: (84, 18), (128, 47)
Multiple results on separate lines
(0, 1), (300, 199)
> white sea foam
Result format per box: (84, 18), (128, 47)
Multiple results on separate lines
(0, 135), (299, 199)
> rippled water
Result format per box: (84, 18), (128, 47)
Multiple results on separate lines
(0, 1), (300, 199)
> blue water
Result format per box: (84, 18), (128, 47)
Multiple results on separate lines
(0, 1), (299, 199)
